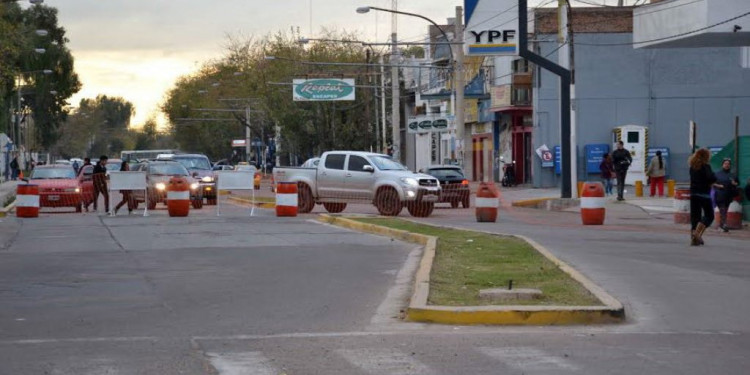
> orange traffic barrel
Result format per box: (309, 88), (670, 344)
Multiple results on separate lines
(580, 182), (606, 225)
(475, 182), (498, 223)
(714, 197), (743, 230)
(276, 182), (298, 217)
(166, 176), (190, 217)
(673, 188), (690, 224)
(16, 184), (39, 218)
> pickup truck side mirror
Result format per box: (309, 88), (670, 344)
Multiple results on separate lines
(362, 165), (375, 173)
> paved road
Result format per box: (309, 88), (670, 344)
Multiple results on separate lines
(1, 196), (749, 374)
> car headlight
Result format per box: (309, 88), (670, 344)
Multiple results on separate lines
(155, 183), (166, 191)
(400, 177), (419, 187)
(64, 188), (80, 193)
(190, 183), (199, 190)
(202, 176), (214, 183)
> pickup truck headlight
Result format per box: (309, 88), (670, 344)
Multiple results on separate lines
(155, 183), (166, 191)
(201, 176), (214, 183)
(190, 183), (199, 190)
(400, 177), (419, 187)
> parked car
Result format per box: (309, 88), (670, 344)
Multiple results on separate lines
(420, 165), (471, 208)
(129, 161), (203, 210)
(273, 151), (441, 217)
(27, 164), (87, 212)
(166, 154), (217, 205)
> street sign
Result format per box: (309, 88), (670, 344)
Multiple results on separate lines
(231, 139), (247, 147)
(293, 79), (355, 101)
(535, 144), (553, 168)
(407, 115), (455, 134)
(584, 144), (610, 174)
(464, 0), (518, 56)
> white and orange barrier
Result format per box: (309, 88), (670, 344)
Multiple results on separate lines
(16, 184), (40, 218)
(714, 199), (743, 230)
(475, 182), (498, 223)
(580, 182), (606, 225)
(215, 170), (255, 216)
(275, 182), (298, 217)
(673, 188), (690, 224)
(167, 176), (190, 217)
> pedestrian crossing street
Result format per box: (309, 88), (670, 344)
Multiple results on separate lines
(204, 346), (579, 375)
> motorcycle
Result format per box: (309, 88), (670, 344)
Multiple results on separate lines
(501, 159), (517, 187)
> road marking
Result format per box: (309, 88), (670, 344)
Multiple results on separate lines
(477, 346), (578, 372)
(337, 348), (433, 375)
(0, 329), (738, 346)
(206, 352), (277, 375)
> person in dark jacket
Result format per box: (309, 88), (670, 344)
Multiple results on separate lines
(689, 148), (716, 246)
(599, 153), (614, 195)
(713, 158), (739, 232)
(611, 141), (632, 201)
(92, 155), (109, 213)
(113, 161), (133, 215)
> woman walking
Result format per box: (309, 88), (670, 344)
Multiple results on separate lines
(114, 162), (134, 214)
(599, 153), (614, 195)
(689, 148), (716, 246)
(714, 158), (739, 232)
(647, 150), (667, 197)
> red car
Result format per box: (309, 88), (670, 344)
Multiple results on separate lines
(28, 164), (88, 212)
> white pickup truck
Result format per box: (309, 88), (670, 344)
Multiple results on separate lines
(273, 151), (441, 217)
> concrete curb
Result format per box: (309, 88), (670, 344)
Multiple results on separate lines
(0, 200), (16, 218)
(227, 196), (276, 209)
(511, 197), (558, 207)
(318, 214), (625, 326)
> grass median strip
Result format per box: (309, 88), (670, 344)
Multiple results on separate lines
(353, 218), (600, 307)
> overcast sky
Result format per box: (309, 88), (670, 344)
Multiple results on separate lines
(38, 0), (629, 128)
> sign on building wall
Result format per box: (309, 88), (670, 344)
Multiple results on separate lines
(490, 85), (511, 108)
(407, 115), (455, 134)
(465, 99), (479, 123)
(464, 0), (518, 56)
(293, 79), (355, 101)
(584, 144), (610, 174)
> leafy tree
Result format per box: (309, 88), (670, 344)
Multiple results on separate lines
(162, 29), (382, 163)
(1, 2), (81, 150)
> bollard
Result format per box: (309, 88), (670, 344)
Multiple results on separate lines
(166, 176), (190, 217)
(580, 182), (606, 225)
(577, 181), (584, 198)
(715, 198), (743, 230)
(254, 172), (261, 190)
(16, 184), (39, 218)
(667, 179), (675, 198)
(673, 188), (690, 224)
(475, 182), (499, 223)
(635, 180), (644, 197)
(276, 182), (298, 217)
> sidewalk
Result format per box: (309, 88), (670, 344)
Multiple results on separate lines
(0, 180), (19, 207)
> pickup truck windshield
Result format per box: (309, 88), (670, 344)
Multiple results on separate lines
(174, 157), (211, 170)
(371, 155), (407, 171)
(150, 164), (188, 176)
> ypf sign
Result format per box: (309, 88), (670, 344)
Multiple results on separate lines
(293, 78), (355, 101)
(464, 0), (518, 56)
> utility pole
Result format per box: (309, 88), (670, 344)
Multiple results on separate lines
(390, 0), (401, 162)
(455, 6), (468, 179)
(244, 107), (252, 162)
(380, 55), (387, 154)
(559, 0), (577, 196)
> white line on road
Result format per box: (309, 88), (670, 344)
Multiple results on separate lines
(0, 330), (737, 346)
(477, 346), (579, 372)
(337, 348), (433, 375)
(206, 352), (278, 375)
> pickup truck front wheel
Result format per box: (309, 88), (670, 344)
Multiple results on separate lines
(375, 188), (402, 216)
(323, 203), (347, 213)
(407, 202), (434, 217)
(297, 183), (315, 213)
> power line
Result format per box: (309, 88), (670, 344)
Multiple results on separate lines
(575, 10), (750, 46)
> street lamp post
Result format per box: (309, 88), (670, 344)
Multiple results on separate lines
(357, 5), (465, 169)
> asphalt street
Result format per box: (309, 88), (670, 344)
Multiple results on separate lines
(0, 195), (748, 374)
